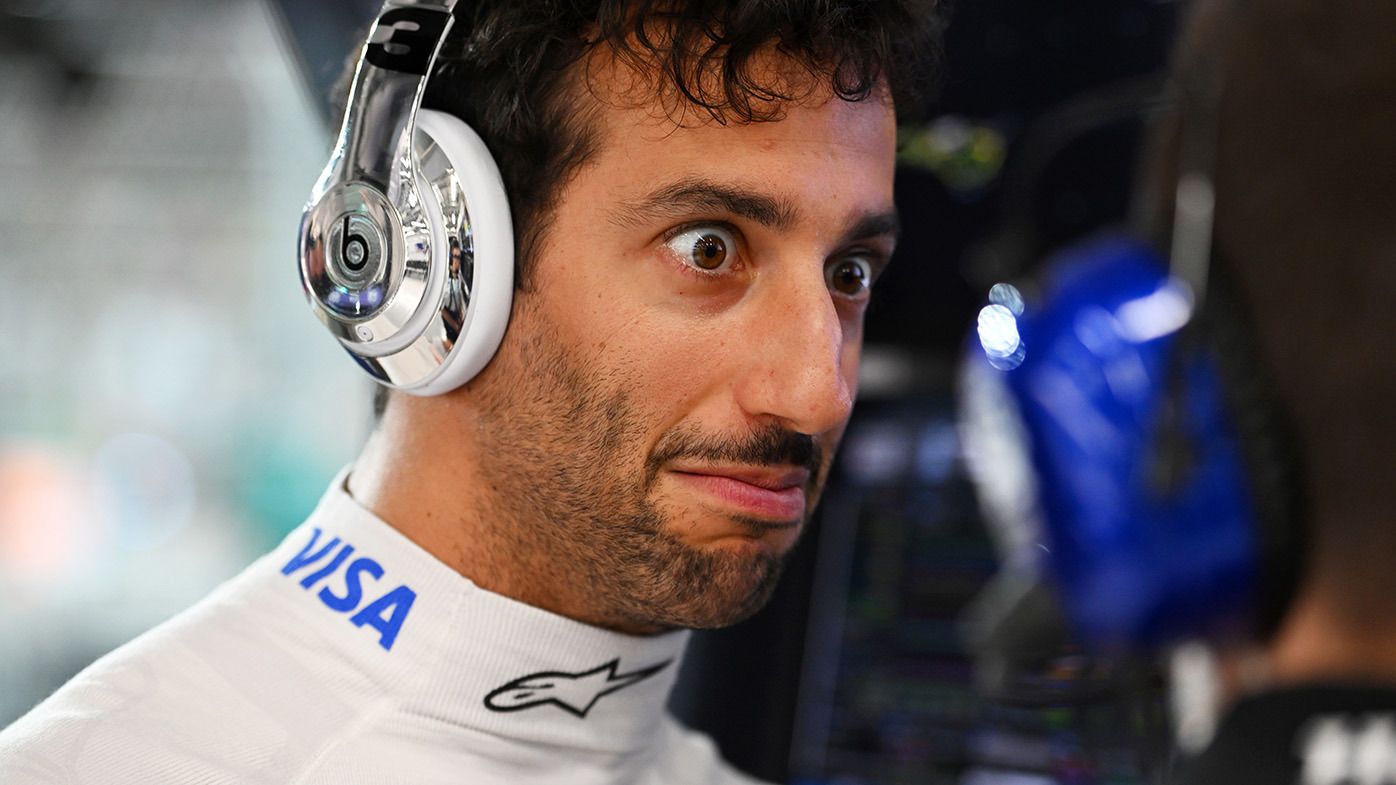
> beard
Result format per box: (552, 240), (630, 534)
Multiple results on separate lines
(470, 306), (826, 632)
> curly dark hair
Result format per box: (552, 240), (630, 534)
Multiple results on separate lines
(421, 0), (946, 289)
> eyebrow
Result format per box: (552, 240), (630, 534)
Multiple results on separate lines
(842, 211), (901, 246)
(610, 176), (900, 245)
(610, 177), (799, 231)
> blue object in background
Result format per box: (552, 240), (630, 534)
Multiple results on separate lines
(968, 235), (1259, 649)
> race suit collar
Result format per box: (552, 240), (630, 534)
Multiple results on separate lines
(268, 468), (692, 755)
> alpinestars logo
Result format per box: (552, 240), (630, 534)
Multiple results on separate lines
(484, 659), (672, 718)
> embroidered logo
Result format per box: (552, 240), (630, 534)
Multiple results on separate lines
(484, 659), (672, 718)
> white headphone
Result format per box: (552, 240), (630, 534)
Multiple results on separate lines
(297, 1), (512, 396)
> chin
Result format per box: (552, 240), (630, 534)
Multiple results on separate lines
(649, 542), (786, 630)
(695, 527), (792, 571)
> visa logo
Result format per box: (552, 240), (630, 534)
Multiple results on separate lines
(280, 527), (417, 651)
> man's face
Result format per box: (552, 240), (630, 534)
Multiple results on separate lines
(469, 61), (898, 632)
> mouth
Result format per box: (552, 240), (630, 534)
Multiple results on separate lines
(666, 463), (810, 525)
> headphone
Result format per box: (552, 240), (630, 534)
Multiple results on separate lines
(298, 0), (512, 396)
(959, 13), (1306, 653)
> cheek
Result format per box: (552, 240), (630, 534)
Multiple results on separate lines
(616, 317), (728, 415)
(546, 259), (732, 409)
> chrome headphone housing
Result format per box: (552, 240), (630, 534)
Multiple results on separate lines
(298, 1), (513, 395)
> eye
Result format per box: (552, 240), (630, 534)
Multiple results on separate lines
(663, 225), (739, 273)
(827, 255), (875, 297)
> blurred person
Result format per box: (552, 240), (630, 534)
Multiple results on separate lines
(1154, 1), (1396, 782)
(965, 1), (1396, 783)
(0, 1), (942, 783)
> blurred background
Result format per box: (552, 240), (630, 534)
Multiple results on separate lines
(0, 0), (370, 725)
(0, 0), (1183, 783)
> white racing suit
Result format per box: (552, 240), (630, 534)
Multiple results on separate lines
(0, 472), (769, 785)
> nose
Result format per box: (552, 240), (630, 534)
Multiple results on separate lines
(735, 270), (856, 436)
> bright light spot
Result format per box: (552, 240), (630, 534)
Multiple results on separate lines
(978, 304), (1020, 355)
(988, 282), (1025, 316)
(1115, 282), (1194, 343)
(978, 304), (1025, 369)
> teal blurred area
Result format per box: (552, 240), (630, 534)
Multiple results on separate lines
(0, 0), (371, 725)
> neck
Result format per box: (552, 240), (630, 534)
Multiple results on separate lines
(1265, 582), (1396, 687)
(347, 398), (646, 634)
(1210, 581), (1396, 712)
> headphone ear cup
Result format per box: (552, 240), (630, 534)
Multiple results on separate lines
(405, 108), (514, 396)
(971, 235), (1266, 649)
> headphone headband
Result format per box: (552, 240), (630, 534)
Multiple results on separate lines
(325, 1), (457, 193)
(1164, 0), (1237, 310)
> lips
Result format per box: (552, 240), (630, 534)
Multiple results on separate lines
(666, 464), (810, 523)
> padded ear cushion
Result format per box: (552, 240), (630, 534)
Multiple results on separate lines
(406, 108), (514, 396)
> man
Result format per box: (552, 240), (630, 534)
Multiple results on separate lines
(0, 1), (941, 783)
(1149, 0), (1396, 781)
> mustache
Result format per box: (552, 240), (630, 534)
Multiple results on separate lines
(646, 423), (823, 481)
